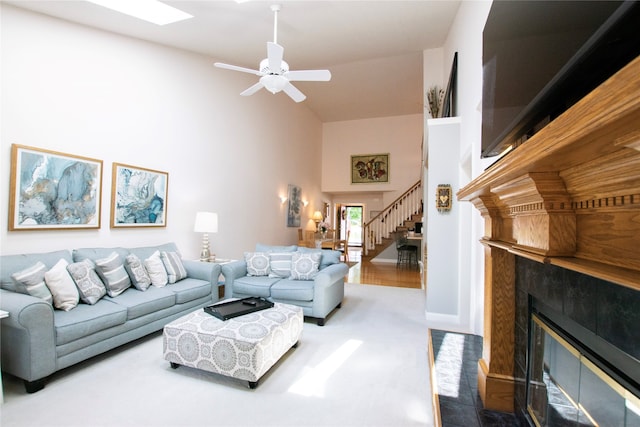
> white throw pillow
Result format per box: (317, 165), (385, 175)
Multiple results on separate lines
(290, 251), (322, 280)
(144, 250), (168, 287)
(11, 261), (53, 304)
(244, 252), (270, 276)
(44, 259), (80, 311)
(268, 252), (294, 278)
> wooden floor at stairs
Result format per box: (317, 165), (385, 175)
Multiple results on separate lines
(347, 248), (422, 289)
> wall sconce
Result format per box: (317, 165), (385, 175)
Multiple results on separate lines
(312, 210), (324, 230)
(280, 196), (288, 204)
(194, 212), (218, 262)
(302, 200), (309, 207)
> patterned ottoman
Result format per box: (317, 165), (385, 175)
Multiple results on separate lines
(162, 302), (303, 388)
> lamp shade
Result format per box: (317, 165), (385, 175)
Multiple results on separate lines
(312, 211), (323, 222)
(194, 212), (218, 233)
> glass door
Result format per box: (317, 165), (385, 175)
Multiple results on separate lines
(339, 205), (362, 247)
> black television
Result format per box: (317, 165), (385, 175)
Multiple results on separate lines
(481, 0), (640, 159)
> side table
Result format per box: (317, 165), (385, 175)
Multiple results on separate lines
(0, 310), (8, 404)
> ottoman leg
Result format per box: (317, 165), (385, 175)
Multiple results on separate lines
(248, 380), (259, 389)
(170, 362), (180, 369)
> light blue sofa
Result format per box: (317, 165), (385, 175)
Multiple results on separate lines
(0, 242), (220, 393)
(221, 244), (349, 326)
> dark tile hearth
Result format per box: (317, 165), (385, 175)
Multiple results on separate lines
(431, 330), (519, 427)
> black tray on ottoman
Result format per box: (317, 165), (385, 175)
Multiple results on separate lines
(204, 297), (274, 320)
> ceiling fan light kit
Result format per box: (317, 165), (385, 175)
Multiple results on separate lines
(214, 4), (331, 103)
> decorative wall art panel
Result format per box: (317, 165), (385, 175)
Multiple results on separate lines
(436, 184), (452, 213)
(111, 163), (168, 228)
(287, 184), (301, 227)
(9, 144), (103, 230)
(351, 153), (389, 184)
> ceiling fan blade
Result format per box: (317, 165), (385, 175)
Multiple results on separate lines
(240, 82), (264, 97)
(282, 82), (306, 103)
(214, 62), (263, 76)
(285, 69), (332, 82)
(267, 42), (284, 73)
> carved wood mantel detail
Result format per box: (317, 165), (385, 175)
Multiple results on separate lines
(458, 55), (640, 411)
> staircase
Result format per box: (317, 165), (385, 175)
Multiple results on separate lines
(363, 180), (422, 257)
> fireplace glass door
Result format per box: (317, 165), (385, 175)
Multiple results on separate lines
(527, 315), (640, 426)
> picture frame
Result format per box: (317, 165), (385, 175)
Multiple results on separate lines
(9, 144), (103, 230)
(436, 184), (452, 212)
(442, 52), (458, 118)
(111, 163), (168, 228)
(351, 153), (389, 184)
(286, 184), (301, 227)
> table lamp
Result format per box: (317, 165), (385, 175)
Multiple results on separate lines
(194, 212), (218, 262)
(312, 211), (323, 231)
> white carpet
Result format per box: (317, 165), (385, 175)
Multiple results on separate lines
(1, 284), (433, 427)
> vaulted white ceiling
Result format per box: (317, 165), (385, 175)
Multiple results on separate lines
(4, 0), (461, 122)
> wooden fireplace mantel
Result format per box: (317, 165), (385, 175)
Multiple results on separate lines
(458, 55), (640, 412)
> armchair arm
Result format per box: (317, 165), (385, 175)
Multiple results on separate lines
(314, 263), (349, 288)
(221, 261), (248, 299)
(311, 263), (349, 319)
(183, 260), (221, 284)
(183, 260), (222, 303)
(0, 290), (56, 382)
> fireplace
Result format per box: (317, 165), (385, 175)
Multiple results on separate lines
(457, 55), (640, 416)
(515, 257), (640, 425)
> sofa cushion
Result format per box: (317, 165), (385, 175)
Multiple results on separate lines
(11, 261), (53, 304)
(232, 276), (280, 298)
(44, 259), (80, 311)
(255, 243), (297, 253)
(54, 299), (128, 345)
(73, 247), (130, 263)
(94, 252), (131, 297)
(268, 252), (294, 278)
(104, 286), (175, 320)
(125, 253), (151, 291)
(244, 252), (271, 276)
(67, 259), (107, 305)
(144, 251), (168, 287)
(270, 279), (315, 302)
(165, 277), (211, 304)
(128, 242), (180, 261)
(290, 251), (322, 280)
(161, 251), (187, 284)
(297, 247), (341, 270)
(1, 249), (73, 292)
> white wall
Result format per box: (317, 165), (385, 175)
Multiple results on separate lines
(1, 5), (324, 260)
(423, 1), (492, 335)
(321, 114), (424, 207)
(425, 118), (460, 321)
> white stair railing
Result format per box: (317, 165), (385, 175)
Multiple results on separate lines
(363, 180), (422, 256)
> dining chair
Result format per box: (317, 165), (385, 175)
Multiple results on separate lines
(336, 230), (350, 262)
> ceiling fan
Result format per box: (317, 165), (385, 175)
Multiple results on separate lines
(214, 4), (331, 103)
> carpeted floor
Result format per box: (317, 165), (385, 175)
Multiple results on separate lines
(1, 283), (433, 427)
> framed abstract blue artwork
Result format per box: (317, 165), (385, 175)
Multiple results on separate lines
(9, 144), (103, 230)
(111, 163), (168, 228)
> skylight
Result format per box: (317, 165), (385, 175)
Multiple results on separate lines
(86, 0), (193, 26)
